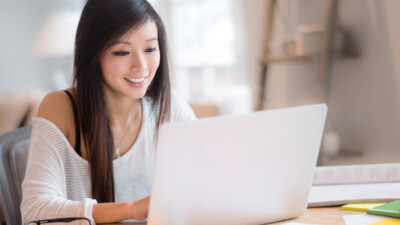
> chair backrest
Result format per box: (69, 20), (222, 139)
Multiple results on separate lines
(0, 126), (32, 225)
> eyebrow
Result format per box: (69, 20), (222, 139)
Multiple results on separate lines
(146, 37), (158, 42)
(108, 37), (158, 47)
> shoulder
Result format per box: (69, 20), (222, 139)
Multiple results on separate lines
(169, 89), (197, 122)
(36, 89), (75, 137)
(143, 89), (197, 123)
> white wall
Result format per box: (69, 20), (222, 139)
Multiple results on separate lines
(253, 0), (400, 164)
(329, 0), (400, 161)
(0, 0), (83, 94)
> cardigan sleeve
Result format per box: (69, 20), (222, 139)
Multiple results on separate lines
(20, 119), (97, 224)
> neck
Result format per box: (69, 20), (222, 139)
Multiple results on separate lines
(104, 91), (141, 131)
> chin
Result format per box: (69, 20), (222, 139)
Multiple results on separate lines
(128, 90), (147, 100)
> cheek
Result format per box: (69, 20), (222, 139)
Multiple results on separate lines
(100, 57), (126, 80)
(149, 53), (161, 74)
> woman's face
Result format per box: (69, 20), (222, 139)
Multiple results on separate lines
(100, 21), (160, 100)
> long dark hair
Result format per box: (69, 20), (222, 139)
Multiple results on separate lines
(73, 0), (171, 203)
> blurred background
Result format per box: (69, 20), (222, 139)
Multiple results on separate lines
(1, 0), (400, 166)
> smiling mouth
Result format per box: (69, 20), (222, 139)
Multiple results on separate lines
(124, 77), (146, 83)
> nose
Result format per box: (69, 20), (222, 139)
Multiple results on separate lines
(130, 52), (148, 72)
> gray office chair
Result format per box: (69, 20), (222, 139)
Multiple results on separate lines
(0, 126), (32, 225)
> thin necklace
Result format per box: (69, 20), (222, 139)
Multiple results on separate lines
(114, 113), (134, 159)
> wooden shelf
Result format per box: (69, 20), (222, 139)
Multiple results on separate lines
(257, 0), (361, 110)
(262, 54), (313, 63)
(262, 51), (359, 63)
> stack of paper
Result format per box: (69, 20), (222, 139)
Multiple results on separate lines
(343, 214), (400, 225)
(308, 163), (400, 207)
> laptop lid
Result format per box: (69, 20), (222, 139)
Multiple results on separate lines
(148, 104), (327, 225)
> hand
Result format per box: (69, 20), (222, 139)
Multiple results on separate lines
(131, 196), (150, 221)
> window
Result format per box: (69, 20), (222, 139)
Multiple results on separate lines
(153, 0), (252, 115)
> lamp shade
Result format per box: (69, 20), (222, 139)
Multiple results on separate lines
(30, 11), (81, 57)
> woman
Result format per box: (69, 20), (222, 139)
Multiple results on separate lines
(21, 0), (196, 223)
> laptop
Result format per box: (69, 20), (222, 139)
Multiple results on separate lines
(147, 104), (327, 225)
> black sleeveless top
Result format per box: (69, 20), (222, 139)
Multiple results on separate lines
(63, 90), (82, 156)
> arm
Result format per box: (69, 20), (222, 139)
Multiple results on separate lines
(22, 132), (149, 223)
(92, 197), (150, 223)
(21, 118), (97, 223)
(21, 92), (150, 223)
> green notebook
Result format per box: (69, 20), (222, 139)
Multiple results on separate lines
(367, 200), (400, 218)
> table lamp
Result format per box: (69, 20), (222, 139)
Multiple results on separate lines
(30, 10), (81, 90)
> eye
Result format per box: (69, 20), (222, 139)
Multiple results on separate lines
(113, 51), (129, 56)
(145, 47), (157, 53)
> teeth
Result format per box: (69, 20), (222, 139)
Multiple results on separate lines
(125, 77), (146, 83)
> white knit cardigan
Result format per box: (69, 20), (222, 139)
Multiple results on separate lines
(21, 92), (196, 224)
